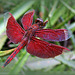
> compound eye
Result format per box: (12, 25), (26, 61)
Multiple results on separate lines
(35, 18), (43, 23)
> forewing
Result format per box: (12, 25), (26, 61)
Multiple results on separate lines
(26, 37), (69, 58)
(6, 12), (25, 44)
(21, 10), (35, 30)
(35, 29), (70, 41)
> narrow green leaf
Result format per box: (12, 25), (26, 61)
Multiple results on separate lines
(52, 64), (66, 71)
(60, 0), (75, 14)
(45, 5), (66, 29)
(54, 13), (75, 29)
(50, 6), (66, 25)
(68, 22), (75, 32)
(47, 0), (59, 28)
(10, 0), (35, 20)
(0, 48), (16, 57)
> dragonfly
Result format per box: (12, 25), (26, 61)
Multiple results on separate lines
(2, 10), (70, 68)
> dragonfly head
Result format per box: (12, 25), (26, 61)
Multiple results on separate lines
(35, 18), (48, 28)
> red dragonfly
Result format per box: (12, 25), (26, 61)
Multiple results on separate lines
(3, 10), (70, 68)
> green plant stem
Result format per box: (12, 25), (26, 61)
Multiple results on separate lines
(9, 50), (30, 75)
(45, 0), (59, 29)
(60, 0), (75, 14)
(54, 13), (75, 29)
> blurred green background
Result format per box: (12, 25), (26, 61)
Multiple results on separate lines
(0, 0), (75, 75)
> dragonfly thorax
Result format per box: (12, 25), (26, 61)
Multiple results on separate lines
(25, 24), (39, 38)
(29, 24), (39, 30)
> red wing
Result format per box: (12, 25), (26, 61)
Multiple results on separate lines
(6, 13), (25, 44)
(21, 10), (35, 30)
(26, 37), (69, 58)
(35, 29), (70, 42)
